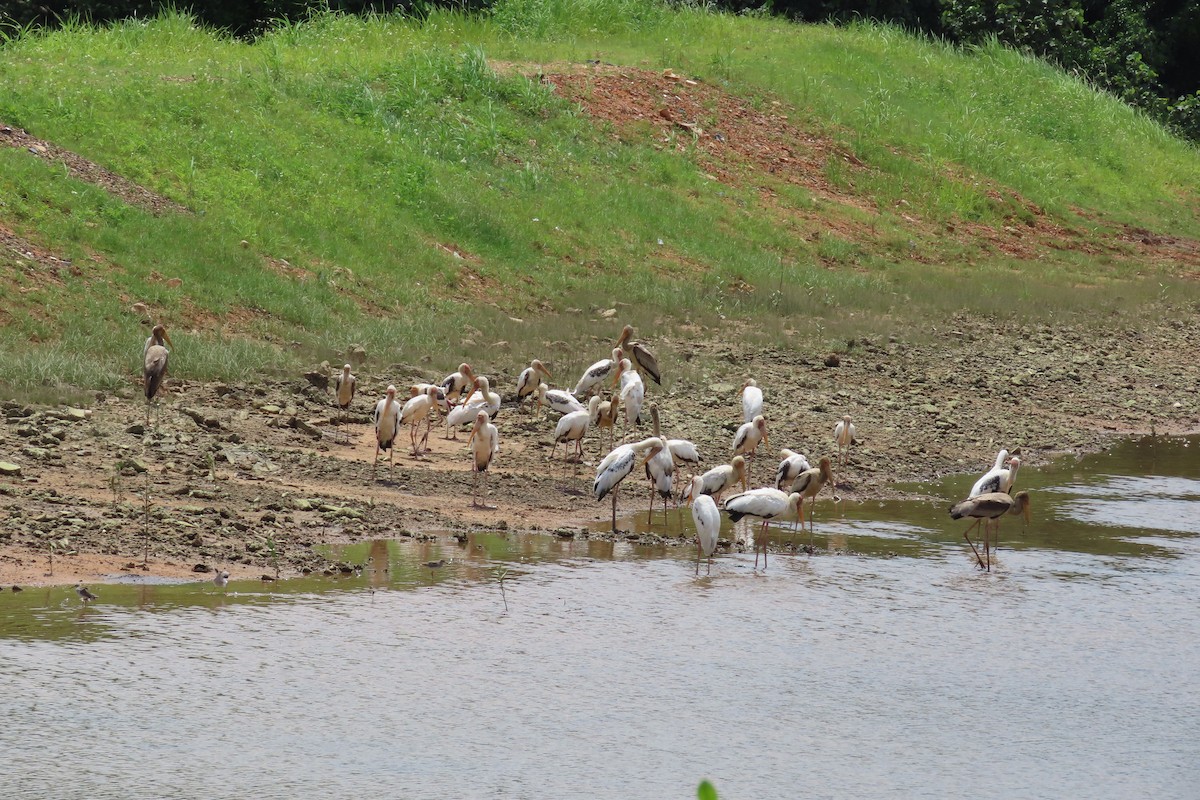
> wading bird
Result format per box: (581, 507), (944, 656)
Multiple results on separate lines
(689, 456), (749, 505)
(789, 456), (836, 545)
(517, 359), (552, 412)
(689, 475), (721, 575)
(537, 383), (585, 416)
(467, 410), (500, 508)
(617, 359), (645, 434)
(642, 435), (676, 524)
(593, 437), (660, 533)
(949, 490), (1031, 571)
(401, 385), (440, 456)
(648, 404), (700, 483)
(551, 400), (593, 462)
(615, 324), (661, 385)
(774, 449), (812, 491)
(373, 385), (402, 478)
(574, 348), (625, 398)
(441, 363), (477, 406)
(725, 488), (802, 570)
(143, 324), (172, 425)
(334, 364), (356, 423)
(446, 376), (500, 437)
(742, 379), (763, 424)
(971, 453), (1021, 497)
(75, 583), (98, 603)
(733, 415), (769, 470)
(212, 570), (230, 591)
(591, 392), (620, 454)
(834, 415), (857, 471)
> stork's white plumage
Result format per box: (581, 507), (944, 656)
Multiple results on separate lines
(517, 359), (552, 412)
(551, 400), (592, 462)
(642, 435), (675, 523)
(400, 385), (440, 455)
(574, 347), (625, 397)
(618, 359), (645, 432)
(970, 451), (1021, 498)
(441, 363), (476, 405)
(373, 385), (402, 478)
(724, 488), (802, 570)
(467, 410), (500, 508)
(834, 414), (857, 470)
(689, 475), (721, 575)
(774, 448), (812, 491)
(446, 376), (500, 438)
(691, 456), (749, 504)
(538, 384), (585, 416)
(648, 404), (700, 481)
(593, 437), (660, 532)
(733, 414), (768, 459)
(741, 379), (763, 424)
(334, 364), (356, 422)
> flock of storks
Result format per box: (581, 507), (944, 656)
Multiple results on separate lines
(140, 322), (1030, 576)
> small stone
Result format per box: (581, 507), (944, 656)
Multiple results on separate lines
(600, 308), (618, 318)
(0, 462), (21, 477)
(824, 354), (841, 367)
(126, 423), (146, 435)
(192, 563), (212, 573)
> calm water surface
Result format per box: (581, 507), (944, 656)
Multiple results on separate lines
(2, 436), (1197, 799)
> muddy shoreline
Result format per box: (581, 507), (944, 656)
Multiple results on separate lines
(1, 311), (1197, 587)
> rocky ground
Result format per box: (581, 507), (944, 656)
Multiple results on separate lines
(1, 310), (1196, 587)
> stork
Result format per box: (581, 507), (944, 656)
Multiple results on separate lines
(593, 437), (661, 533)
(834, 415), (857, 472)
(467, 410), (500, 508)
(537, 383), (585, 416)
(615, 324), (661, 385)
(689, 456), (749, 505)
(648, 403), (701, 484)
(551, 399), (592, 462)
(574, 348), (625, 398)
(441, 363), (477, 405)
(517, 359), (552, 413)
(741, 379), (763, 424)
(688, 475), (721, 576)
(725, 489), (802, 570)
(774, 449), (812, 491)
(373, 385), (402, 478)
(949, 491), (1031, 571)
(789, 456), (836, 547)
(334, 364), (356, 423)
(143, 324), (172, 426)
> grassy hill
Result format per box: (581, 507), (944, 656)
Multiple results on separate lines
(1, 3), (1197, 398)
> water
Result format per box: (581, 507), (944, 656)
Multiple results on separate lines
(2, 436), (1198, 799)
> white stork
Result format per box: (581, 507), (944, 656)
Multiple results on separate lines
(537, 383), (585, 416)
(617, 359), (645, 434)
(648, 403), (701, 483)
(741, 379), (763, 424)
(970, 452), (1021, 498)
(334, 364), (356, 423)
(774, 448), (812, 491)
(733, 414), (769, 471)
(689, 456), (749, 505)
(517, 359), (552, 412)
(724, 488), (802, 570)
(593, 437), (660, 533)
(688, 475), (721, 575)
(446, 376), (500, 438)
(373, 385), (402, 478)
(467, 410), (500, 508)
(950, 490), (1031, 571)
(143, 323), (172, 426)
(615, 324), (662, 385)
(441, 363), (477, 405)
(551, 400), (592, 462)
(400, 385), (440, 456)
(834, 414), (857, 471)
(574, 347), (625, 397)
(642, 435), (675, 524)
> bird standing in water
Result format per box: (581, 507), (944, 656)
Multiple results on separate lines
(949, 490), (1031, 571)
(75, 583), (98, 603)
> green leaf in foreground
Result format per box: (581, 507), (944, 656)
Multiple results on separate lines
(697, 779), (719, 800)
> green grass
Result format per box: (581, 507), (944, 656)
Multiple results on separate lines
(0, 5), (1197, 397)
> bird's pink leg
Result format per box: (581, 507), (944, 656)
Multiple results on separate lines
(962, 520), (986, 569)
(611, 489), (619, 534)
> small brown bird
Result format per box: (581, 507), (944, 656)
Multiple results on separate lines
(75, 583), (98, 603)
(949, 491), (1032, 571)
(143, 324), (173, 425)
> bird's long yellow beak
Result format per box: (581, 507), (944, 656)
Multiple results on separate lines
(538, 363), (553, 380)
(163, 330), (174, 349)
